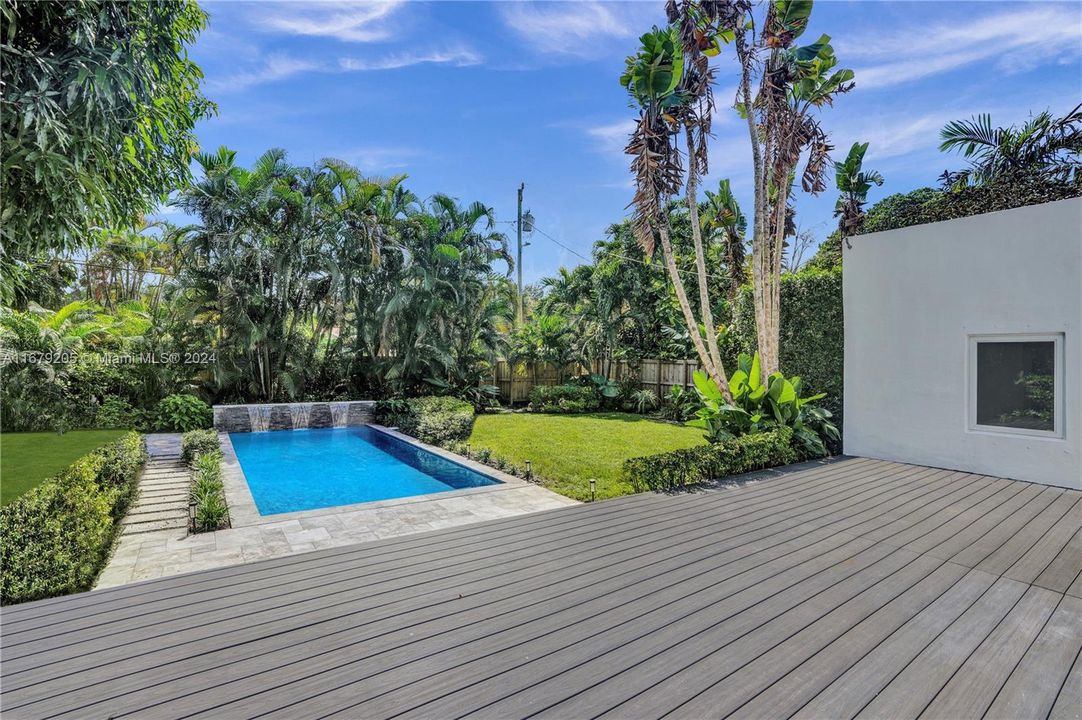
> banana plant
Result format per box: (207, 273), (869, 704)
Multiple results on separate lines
(835, 141), (884, 239)
(687, 352), (838, 456)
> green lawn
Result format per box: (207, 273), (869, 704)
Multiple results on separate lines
(1, 430), (127, 506)
(468, 412), (706, 502)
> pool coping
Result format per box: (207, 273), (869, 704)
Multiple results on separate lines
(219, 424), (531, 528)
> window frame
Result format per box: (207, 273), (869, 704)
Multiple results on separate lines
(967, 333), (1064, 439)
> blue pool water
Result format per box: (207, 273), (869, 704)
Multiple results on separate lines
(229, 426), (501, 515)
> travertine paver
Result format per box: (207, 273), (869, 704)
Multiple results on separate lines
(96, 433), (577, 588)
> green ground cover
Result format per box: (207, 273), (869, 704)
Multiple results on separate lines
(467, 412), (706, 502)
(0, 430), (126, 506)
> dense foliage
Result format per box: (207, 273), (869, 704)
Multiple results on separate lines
(172, 149), (514, 402)
(856, 175), (1081, 236)
(528, 384), (602, 414)
(688, 353), (838, 456)
(622, 427), (796, 493)
(376, 396), (476, 446)
(729, 269), (843, 429)
(155, 393), (212, 432)
(0, 432), (144, 604)
(180, 428), (219, 463)
(521, 214), (732, 365)
(0, 0), (213, 263)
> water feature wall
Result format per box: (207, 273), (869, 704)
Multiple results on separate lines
(214, 401), (376, 433)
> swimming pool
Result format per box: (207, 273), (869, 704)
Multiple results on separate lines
(229, 426), (501, 515)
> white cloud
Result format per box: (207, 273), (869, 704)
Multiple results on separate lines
(833, 111), (959, 162)
(207, 46), (482, 94)
(336, 146), (421, 171)
(844, 4), (1081, 90)
(586, 119), (636, 157)
(255, 1), (405, 43)
(208, 54), (324, 93)
(500, 1), (652, 56)
(339, 47), (482, 72)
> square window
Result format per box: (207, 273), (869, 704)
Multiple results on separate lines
(970, 335), (1062, 437)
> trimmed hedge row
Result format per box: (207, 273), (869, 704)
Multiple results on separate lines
(729, 269), (843, 430)
(181, 430), (229, 533)
(622, 427), (798, 493)
(375, 396), (476, 446)
(0, 432), (145, 605)
(181, 428), (220, 463)
(858, 175), (1080, 236)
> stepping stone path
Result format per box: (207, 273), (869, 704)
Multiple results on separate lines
(120, 451), (190, 535)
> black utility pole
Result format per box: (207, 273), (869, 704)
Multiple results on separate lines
(516, 182), (525, 324)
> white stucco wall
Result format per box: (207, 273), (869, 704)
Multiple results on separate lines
(844, 198), (1082, 490)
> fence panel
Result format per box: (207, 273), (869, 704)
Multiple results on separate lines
(487, 357), (701, 403)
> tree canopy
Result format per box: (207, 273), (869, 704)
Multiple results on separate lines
(1, 0), (214, 255)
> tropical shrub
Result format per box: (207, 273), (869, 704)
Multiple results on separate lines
(623, 427), (796, 493)
(94, 396), (142, 430)
(377, 396), (476, 445)
(689, 353), (839, 457)
(181, 429), (220, 463)
(631, 388), (659, 414)
(194, 492), (229, 532)
(189, 450), (228, 532)
(155, 393), (212, 432)
(729, 269), (843, 431)
(0, 432), (144, 604)
(657, 384), (701, 421)
(528, 384), (601, 414)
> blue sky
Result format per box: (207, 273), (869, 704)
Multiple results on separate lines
(175, 0), (1082, 283)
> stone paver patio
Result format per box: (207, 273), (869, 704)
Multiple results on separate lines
(96, 432), (577, 588)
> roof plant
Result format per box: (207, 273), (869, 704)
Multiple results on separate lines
(939, 104), (1082, 189)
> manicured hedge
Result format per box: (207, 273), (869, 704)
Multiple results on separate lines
(527, 384), (601, 413)
(180, 429), (229, 533)
(181, 428), (220, 463)
(0, 432), (145, 605)
(622, 427), (797, 493)
(376, 396), (476, 446)
(729, 269), (843, 430)
(857, 175), (1080, 236)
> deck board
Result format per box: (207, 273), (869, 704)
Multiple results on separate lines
(2, 457), (1079, 720)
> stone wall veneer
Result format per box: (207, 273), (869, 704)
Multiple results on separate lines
(214, 401), (376, 433)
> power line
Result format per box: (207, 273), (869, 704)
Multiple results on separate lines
(523, 221), (735, 286)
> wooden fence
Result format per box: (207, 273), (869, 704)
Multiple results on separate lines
(487, 358), (701, 404)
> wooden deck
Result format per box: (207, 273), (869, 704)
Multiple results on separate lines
(2, 457), (1080, 719)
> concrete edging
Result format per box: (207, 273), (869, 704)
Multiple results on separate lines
(217, 423), (533, 527)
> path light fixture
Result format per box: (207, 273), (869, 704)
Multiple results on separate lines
(589, 478), (596, 502)
(465, 444), (471, 458)
(188, 499), (197, 532)
(525, 460), (532, 480)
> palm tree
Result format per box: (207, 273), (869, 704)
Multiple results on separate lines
(83, 220), (176, 310)
(834, 142), (884, 241)
(939, 104), (1082, 188)
(666, 0), (854, 380)
(622, 26), (734, 401)
(173, 147), (339, 401)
